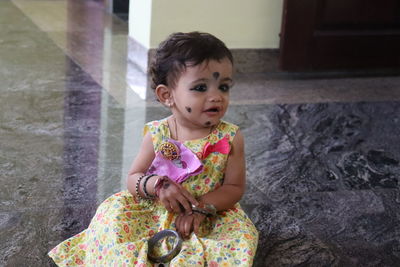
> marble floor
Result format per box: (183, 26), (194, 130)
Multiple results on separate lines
(1, 1), (400, 266)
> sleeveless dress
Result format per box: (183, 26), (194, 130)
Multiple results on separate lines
(48, 119), (259, 266)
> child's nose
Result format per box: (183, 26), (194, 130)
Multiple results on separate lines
(209, 94), (222, 102)
(208, 89), (223, 102)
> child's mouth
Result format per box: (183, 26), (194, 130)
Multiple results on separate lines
(206, 108), (219, 112)
(204, 107), (221, 115)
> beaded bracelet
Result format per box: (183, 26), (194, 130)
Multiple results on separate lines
(143, 174), (157, 199)
(135, 174), (146, 200)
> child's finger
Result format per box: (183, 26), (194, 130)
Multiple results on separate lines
(193, 214), (203, 234)
(176, 215), (187, 238)
(169, 199), (183, 213)
(158, 190), (172, 212)
(184, 216), (194, 238)
(175, 195), (192, 214)
(169, 182), (198, 207)
(175, 215), (182, 234)
(160, 199), (173, 213)
(179, 189), (199, 206)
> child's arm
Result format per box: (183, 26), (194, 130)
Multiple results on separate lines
(127, 132), (198, 214)
(174, 130), (246, 238)
(197, 129), (246, 211)
(127, 132), (156, 181)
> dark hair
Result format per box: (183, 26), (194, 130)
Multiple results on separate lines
(149, 32), (233, 90)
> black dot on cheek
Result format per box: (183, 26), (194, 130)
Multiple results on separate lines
(205, 121), (211, 126)
(185, 107), (192, 113)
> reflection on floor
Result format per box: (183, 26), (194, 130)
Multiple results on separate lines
(1, 1), (399, 266)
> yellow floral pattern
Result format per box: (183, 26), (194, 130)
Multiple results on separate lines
(48, 119), (259, 266)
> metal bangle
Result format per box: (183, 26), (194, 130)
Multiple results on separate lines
(143, 174), (157, 199)
(191, 203), (217, 217)
(192, 209), (210, 216)
(147, 229), (183, 263)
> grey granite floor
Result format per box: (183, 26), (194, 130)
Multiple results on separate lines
(1, 1), (400, 266)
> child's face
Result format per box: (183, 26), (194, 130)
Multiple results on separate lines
(170, 57), (233, 128)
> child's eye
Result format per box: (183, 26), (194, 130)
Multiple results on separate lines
(219, 84), (231, 92)
(190, 84), (207, 92)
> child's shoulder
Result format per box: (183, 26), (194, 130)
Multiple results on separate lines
(145, 118), (168, 127)
(143, 118), (169, 136)
(218, 120), (239, 133)
(213, 120), (240, 143)
(219, 120), (238, 128)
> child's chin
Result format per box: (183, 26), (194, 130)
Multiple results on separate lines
(205, 119), (220, 126)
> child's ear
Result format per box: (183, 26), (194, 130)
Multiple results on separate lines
(155, 84), (174, 107)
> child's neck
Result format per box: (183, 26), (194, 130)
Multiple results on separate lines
(169, 116), (216, 142)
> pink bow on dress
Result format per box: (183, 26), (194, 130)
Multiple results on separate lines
(202, 136), (230, 159)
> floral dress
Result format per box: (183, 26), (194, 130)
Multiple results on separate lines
(48, 119), (259, 266)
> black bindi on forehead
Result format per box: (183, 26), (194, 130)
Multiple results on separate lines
(213, 72), (220, 80)
(185, 107), (192, 113)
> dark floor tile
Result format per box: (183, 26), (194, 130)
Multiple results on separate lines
(0, 204), (97, 267)
(232, 102), (400, 199)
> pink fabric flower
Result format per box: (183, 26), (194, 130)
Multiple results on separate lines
(147, 139), (203, 183)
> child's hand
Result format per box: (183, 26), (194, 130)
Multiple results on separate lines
(158, 178), (199, 214)
(175, 213), (206, 239)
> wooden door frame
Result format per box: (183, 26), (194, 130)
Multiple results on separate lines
(279, 0), (400, 71)
(279, 0), (318, 70)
